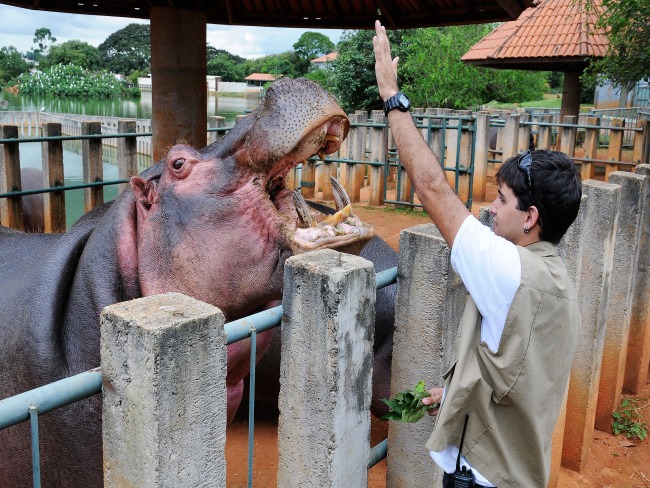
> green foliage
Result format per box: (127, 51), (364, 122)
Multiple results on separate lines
(208, 52), (246, 81)
(612, 398), (647, 441)
(17, 64), (140, 98)
(331, 29), (407, 113)
(46, 41), (102, 70)
(98, 23), (150, 75)
(241, 52), (302, 79)
(380, 381), (438, 423)
(483, 68), (549, 105)
(293, 31), (335, 75)
(0, 46), (30, 85)
(588, 0), (650, 88)
(304, 67), (334, 91)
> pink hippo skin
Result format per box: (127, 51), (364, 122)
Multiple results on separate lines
(0, 77), (373, 487)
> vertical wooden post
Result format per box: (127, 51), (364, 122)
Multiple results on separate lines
(473, 113), (490, 203)
(456, 118), (472, 205)
(0, 125), (24, 230)
(581, 116), (600, 181)
(606, 118), (624, 179)
(345, 113), (366, 203)
(560, 116), (577, 157)
(82, 121), (103, 213)
(632, 119), (648, 165)
(41, 122), (66, 233)
(117, 120), (138, 194)
(537, 114), (553, 150)
(518, 112), (532, 152)
(300, 159), (316, 199)
(500, 113), (520, 166)
(368, 110), (386, 206)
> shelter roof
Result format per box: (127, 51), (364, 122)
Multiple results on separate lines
(244, 73), (280, 82)
(461, 0), (609, 72)
(311, 52), (338, 64)
(0, 0), (536, 28)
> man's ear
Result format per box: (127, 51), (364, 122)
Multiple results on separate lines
(526, 205), (540, 229)
(130, 176), (158, 222)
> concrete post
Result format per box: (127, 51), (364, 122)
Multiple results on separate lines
(562, 180), (620, 471)
(560, 115), (577, 157)
(0, 125), (24, 230)
(208, 116), (226, 145)
(387, 225), (468, 487)
(606, 118), (624, 179)
(117, 120), (138, 194)
(41, 122), (66, 233)
(594, 172), (646, 431)
(277, 249), (375, 488)
(101, 293), (227, 487)
(624, 164), (650, 393)
(500, 114), (520, 165)
(82, 121), (103, 213)
(581, 117), (600, 181)
(518, 112), (532, 153)
(537, 115), (553, 150)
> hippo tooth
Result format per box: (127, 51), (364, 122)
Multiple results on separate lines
(292, 189), (315, 227)
(318, 149), (326, 161)
(324, 134), (340, 143)
(330, 176), (351, 211)
(322, 204), (351, 227)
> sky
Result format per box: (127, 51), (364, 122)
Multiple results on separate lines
(0, 4), (345, 59)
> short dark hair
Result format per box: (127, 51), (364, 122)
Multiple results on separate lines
(496, 150), (582, 244)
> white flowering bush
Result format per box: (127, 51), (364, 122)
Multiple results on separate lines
(17, 64), (140, 98)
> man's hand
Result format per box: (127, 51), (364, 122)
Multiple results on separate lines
(373, 20), (400, 101)
(422, 387), (444, 416)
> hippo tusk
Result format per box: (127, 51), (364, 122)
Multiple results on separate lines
(292, 189), (315, 227)
(322, 204), (351, 227)
(330, 176), (351, 211)
(324, 134), (340, 143)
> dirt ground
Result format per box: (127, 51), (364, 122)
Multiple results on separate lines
(225, 196), (650, 488)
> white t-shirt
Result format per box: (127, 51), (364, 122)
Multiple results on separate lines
(430, 215), (521, 486)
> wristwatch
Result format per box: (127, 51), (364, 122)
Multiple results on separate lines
(383, 92), (411, 116)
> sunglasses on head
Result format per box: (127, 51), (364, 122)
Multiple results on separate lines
(517, 150), (533, 189)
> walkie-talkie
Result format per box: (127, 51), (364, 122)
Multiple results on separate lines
(450, 414), (475, 488)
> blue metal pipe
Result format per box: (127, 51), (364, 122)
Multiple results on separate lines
(0, 368), (102, 430)
(225, 305), (283, 344)
(29, 406), (41, 488)
(368, 439), (388, 468)
(247, 327), (257, 488)
(376, 266), (398, 290)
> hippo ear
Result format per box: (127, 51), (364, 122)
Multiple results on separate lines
(130, 176), (158, 220)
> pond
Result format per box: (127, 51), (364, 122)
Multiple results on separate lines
(0, 91), (261, 228)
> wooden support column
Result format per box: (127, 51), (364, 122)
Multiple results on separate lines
(150, 7), (207, 160)
(41, 122), (66, 233)
(0, 125), (24, 230)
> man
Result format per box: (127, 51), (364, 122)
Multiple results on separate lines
(373, 20), (582, 488)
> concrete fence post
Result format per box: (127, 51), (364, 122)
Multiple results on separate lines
(537, 114), (553, 150)
(581, 117), (600, 181)
(562, 180), (620, 471)
(208, 115), (226, 144)
(624, 164), (650, 393)
(41, 122), (66, 233)
(277, 249), (376, 487)
(518, 112), (532, 153)
(0, 124), (24, 230)
(606, 118), (624, 179)
(594, 172), (646, 431)
(117, 120), (138, 194)
(560, 116), (577, 158)
(101, 293), (228, 487)
(387, 224), (468, 487)
(500, 113), (520, 167)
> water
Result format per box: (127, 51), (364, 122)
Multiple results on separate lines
(1, 92), (261, 228)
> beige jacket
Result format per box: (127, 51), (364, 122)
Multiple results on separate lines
(426, 241), (581, 487)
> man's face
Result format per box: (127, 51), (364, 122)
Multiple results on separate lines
(489, 182), (529, 245)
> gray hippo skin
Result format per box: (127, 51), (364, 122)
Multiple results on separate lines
(0, 78), (378, 487)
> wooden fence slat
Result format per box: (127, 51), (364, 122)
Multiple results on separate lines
(82, 121), (103, 213)
(117, 120), (138, 194)
(41, 122), (66, 233)
(0, 125), (24, 230)
(606, 118), (624, 179)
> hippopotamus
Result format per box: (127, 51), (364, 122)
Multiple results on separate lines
(0, 77), (377, 487)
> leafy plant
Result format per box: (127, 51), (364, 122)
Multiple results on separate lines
(380, 381), (439, 423)
(612, 398), (647, 441)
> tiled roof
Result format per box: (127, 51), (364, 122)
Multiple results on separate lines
(244, 73), (280, 82)
(461, 0), (609, 70)
(310, 52), (338, 64)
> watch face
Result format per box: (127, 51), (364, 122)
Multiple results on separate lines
(397, 93), (410, 110)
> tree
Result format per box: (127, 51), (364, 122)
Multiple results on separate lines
(0, 46), (30, 84)
(99, 23), (151, 74)
(241, 52), (302, 79)
(207, 46), (246, 81)
(33, 28), (56, 58)
(46, 41), (102, 70)
(293, 31), (335, 75)
(331, 29), (406, 113)
(588, 0), (650, 90)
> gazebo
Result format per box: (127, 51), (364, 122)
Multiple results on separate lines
(3, 0), (537, 159)
(461, 0), (608, 125)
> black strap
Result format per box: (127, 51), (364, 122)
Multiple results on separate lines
(456, 414), (470, 472)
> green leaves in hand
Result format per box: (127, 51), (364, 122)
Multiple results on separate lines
(380, 381), (439, 423)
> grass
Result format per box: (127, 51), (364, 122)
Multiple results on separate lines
(482, 93), (595, 112)
(359, 205), (429, 218)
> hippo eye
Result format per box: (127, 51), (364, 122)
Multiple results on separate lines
(172, 158), (185, 170)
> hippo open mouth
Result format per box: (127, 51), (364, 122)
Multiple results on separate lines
(243, 78), (374, 256)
